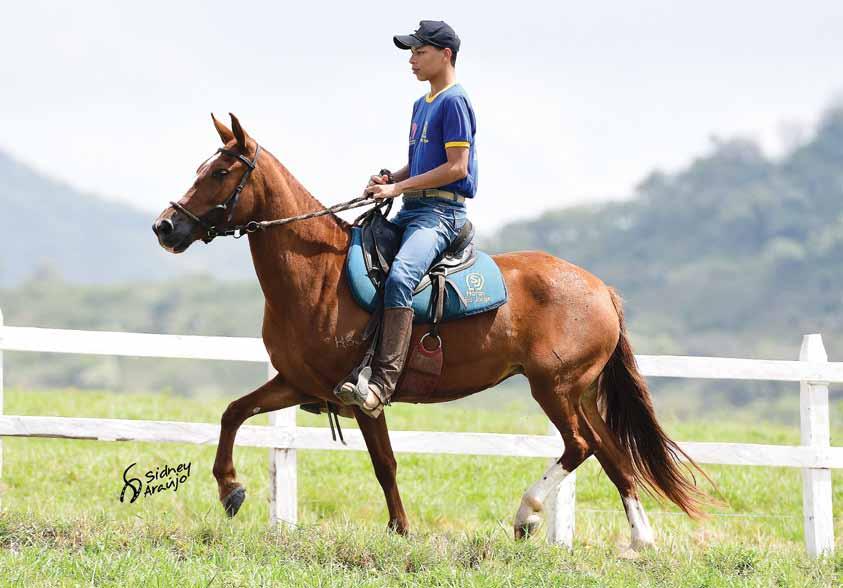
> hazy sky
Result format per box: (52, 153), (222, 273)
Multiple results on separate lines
(2, 1), (842, 234)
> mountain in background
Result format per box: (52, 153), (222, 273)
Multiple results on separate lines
(0, 151), (254, 286)
(484, 106), (843, 364)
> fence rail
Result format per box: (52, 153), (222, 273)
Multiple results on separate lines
(2, 415), (843, 468)
(0, 313), (839, 557)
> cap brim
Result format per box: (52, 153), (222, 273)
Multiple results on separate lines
(393, 34), (423, 50)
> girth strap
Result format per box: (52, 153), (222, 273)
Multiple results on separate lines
(326, 403), (346, 445)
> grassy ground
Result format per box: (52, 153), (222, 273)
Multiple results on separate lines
(0, 388), (842, 586)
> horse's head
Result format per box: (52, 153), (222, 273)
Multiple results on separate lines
(153, 113), (263, 253)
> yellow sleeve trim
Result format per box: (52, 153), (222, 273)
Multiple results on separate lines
(445, 141), (470, 149)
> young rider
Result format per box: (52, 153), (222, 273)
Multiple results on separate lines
(338, 20), (479, 418)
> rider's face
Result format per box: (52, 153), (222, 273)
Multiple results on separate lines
(409, 45), (449, 81)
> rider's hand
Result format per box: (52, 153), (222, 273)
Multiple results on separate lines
(363, 173), (390, 198)
(366, 182), (401, 199)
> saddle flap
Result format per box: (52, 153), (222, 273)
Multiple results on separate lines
(361, 210), (402, 282)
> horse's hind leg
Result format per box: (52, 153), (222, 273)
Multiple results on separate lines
(579, 383), (655, 551)
(355, 408), (410, 534)
(515, 373), (594, 539)
(212, 374), (308, 518)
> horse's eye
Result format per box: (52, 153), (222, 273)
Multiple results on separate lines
(212, 169), (230, 178)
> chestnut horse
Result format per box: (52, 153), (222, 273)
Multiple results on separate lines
(153, 114), (715, 550)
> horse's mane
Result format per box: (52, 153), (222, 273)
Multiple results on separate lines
(262, 147), (352, 231)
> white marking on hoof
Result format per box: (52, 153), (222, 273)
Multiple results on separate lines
(514, 462), (570, 534)
(617, 545), (642, 560)
(622, 496), (655, 551)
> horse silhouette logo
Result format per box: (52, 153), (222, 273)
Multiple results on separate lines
(120, 462), (142, 503)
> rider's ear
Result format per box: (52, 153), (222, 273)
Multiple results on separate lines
(212, 113), (235, 144)
(229, 113), (250, 151)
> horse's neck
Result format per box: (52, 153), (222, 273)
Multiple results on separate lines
(246, 156), (350, 316)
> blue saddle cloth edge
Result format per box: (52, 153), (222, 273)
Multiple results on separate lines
(346, 227), (509, 324)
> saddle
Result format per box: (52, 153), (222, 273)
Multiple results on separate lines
(361, 206), (477, 295)
(347, 203), (507, 325)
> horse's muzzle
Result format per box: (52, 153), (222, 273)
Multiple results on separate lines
(152, 218), (174, 237)
(153, 215), (194, 253)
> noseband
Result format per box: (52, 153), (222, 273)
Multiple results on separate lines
(169, 144), (263, 243)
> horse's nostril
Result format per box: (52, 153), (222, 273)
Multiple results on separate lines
(155, 218), (174, 236)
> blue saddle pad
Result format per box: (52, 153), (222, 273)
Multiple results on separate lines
(346, 227), (508, 323)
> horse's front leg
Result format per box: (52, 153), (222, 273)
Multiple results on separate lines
(212, 374), (308, 517)
(355, 408), (410, 534)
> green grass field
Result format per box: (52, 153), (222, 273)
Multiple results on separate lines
(0, 388), (842, 587)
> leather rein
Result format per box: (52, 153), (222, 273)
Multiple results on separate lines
(168, 144), (389, 244)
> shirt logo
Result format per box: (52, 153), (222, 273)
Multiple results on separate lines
(409, 122), (417, 145)
(420, 121), (429, 144)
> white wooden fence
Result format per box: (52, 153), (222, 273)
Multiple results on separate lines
(0, 308), (840, 557)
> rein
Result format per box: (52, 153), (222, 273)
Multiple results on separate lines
(169, 143), (390, 243)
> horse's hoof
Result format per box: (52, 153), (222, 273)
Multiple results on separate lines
(514, 515), (542, 540)
(222, 485), (246, 518)
(630, 538), (656, 552)
(617, 545), (642, 560)
(387, 518), (409, 535)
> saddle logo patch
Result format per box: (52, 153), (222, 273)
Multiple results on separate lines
(465, 272), (491, 305)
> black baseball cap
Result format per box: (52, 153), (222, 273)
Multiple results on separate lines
(394, 20), (460, 54)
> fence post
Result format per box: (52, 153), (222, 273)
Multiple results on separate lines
(0, 308), (4, 511)
(545, 420), (575, 548)
(799, 333), (834, 557)
(267, 362), (297, 527)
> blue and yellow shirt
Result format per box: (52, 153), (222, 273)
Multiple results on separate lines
(408, 83), (478, 201)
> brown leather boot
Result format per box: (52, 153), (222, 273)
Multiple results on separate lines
(337, 306), (415, 418)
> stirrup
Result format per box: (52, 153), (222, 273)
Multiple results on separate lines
(335, 366), (371, 406)
(334, 369), (386, 419)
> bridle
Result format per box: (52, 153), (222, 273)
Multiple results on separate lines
(168, 144), (263, 243)
(167, 144), (392, 243)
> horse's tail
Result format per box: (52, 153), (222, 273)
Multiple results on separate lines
(598, 287), (723, 519)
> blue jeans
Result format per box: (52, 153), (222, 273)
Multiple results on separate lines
(383, 198), (468, 309)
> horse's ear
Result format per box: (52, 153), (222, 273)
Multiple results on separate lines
(229, 112), (250, 151)
(212, 113), (234, 144)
